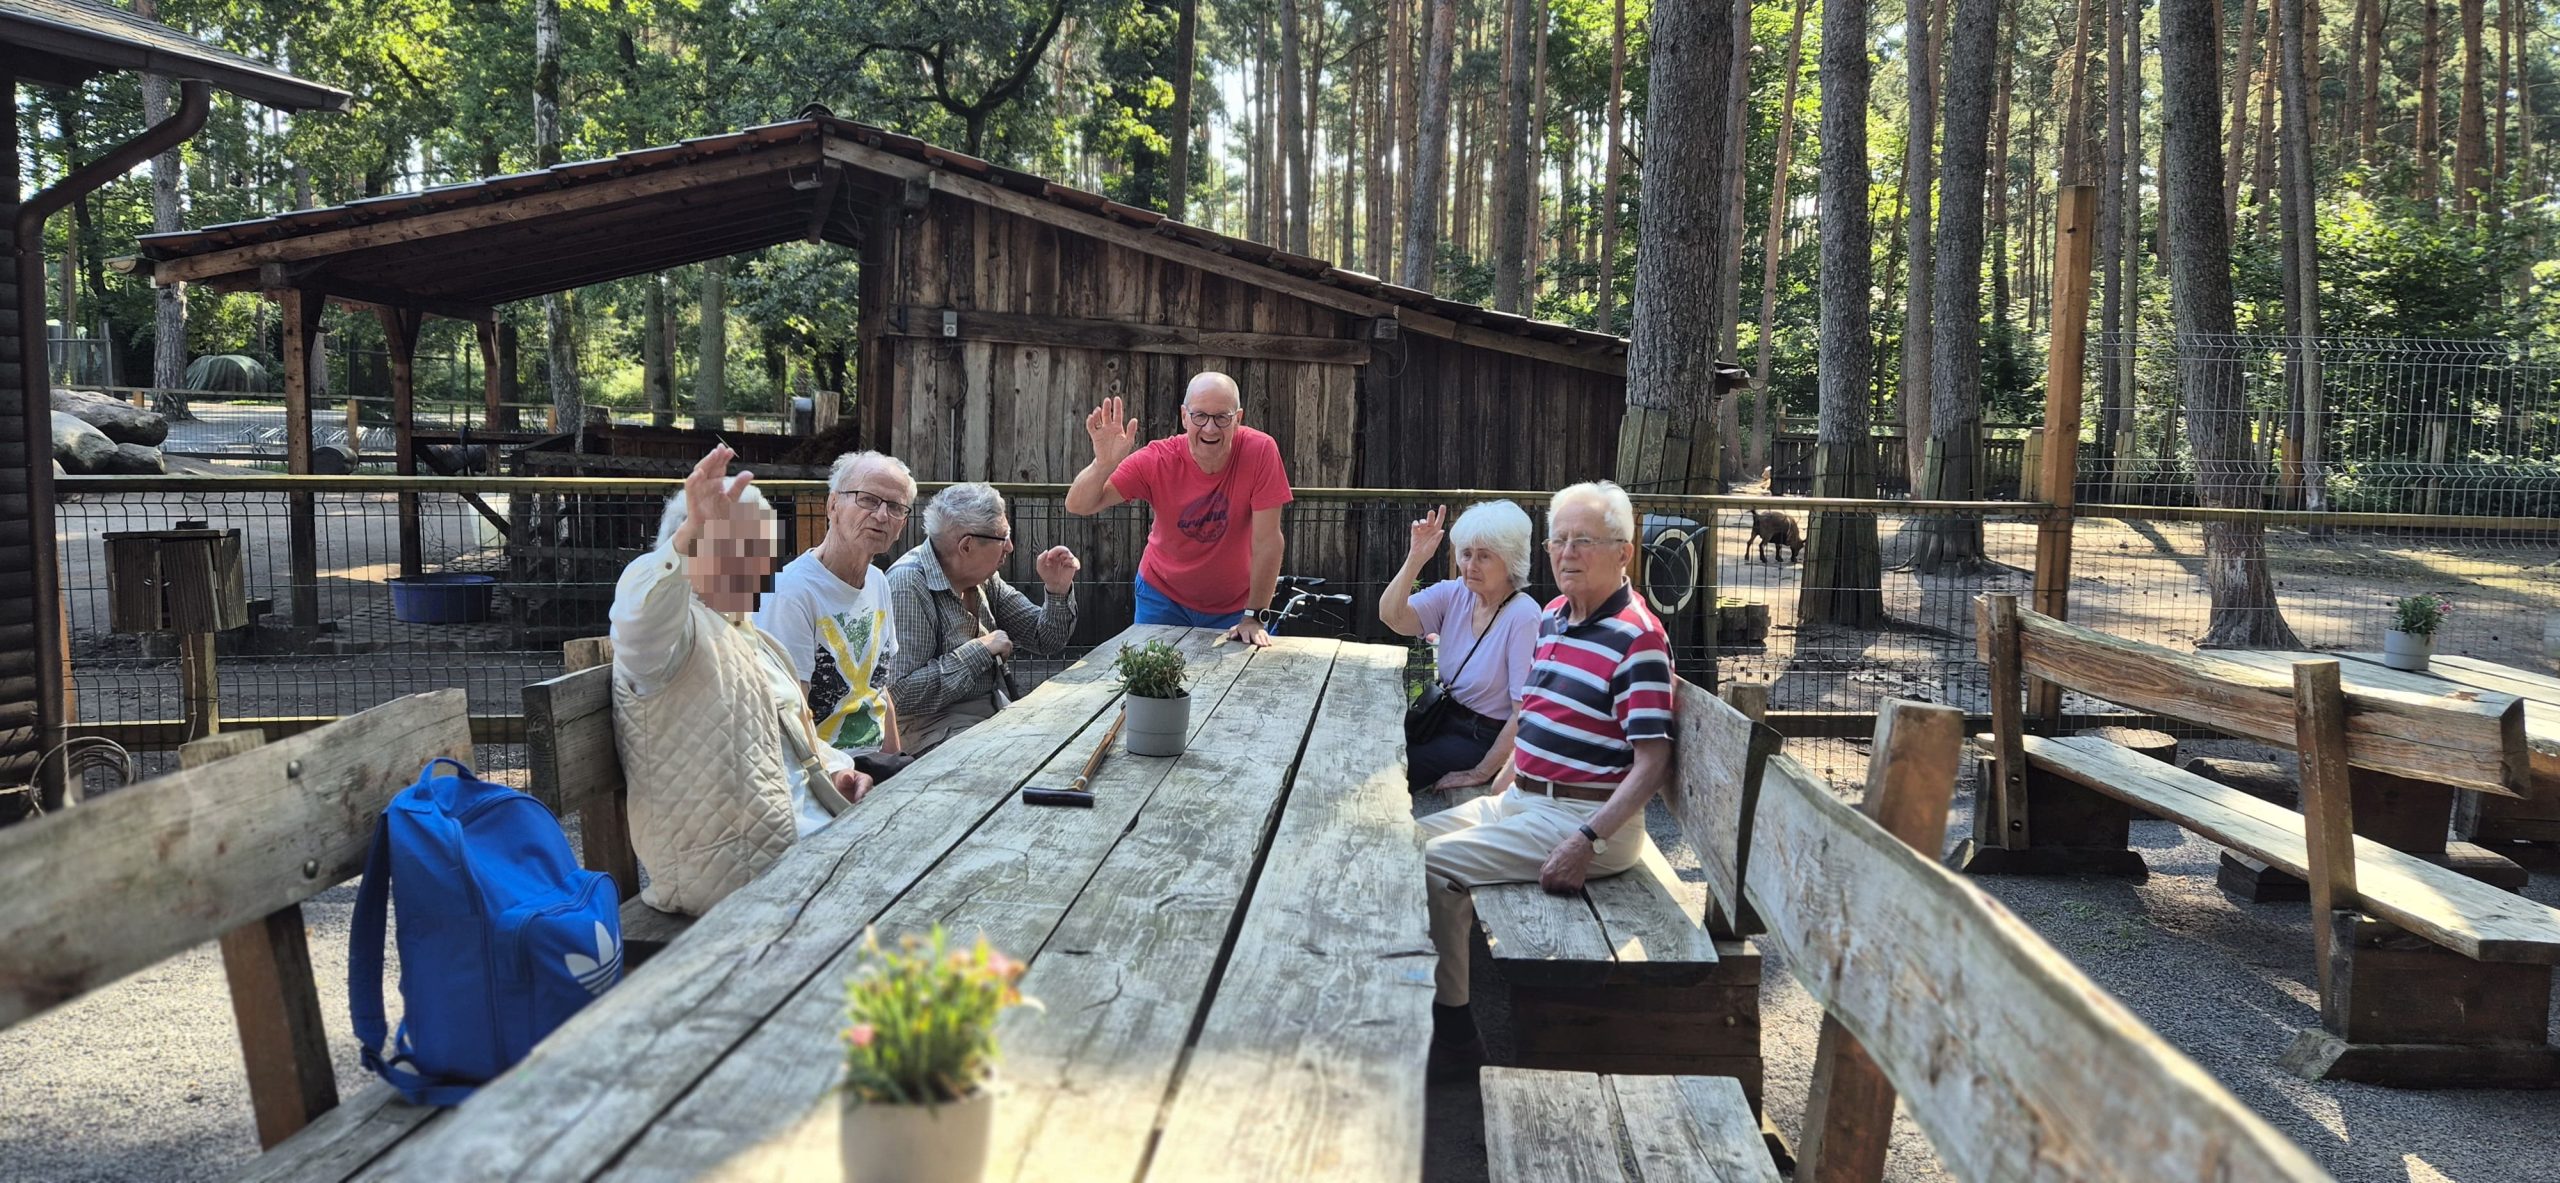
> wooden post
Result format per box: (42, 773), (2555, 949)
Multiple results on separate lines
(496, 321), (521, 431)
(2028, 185), (2098, 723)
(180, 731), (340, 1147)
(379, 307), (423, 577)
(2423, 419), (2450, 515)
(2293, 660), (2357, 1007)
(277, 286), (323, 628)
(1980, 593), (2030, 850)
(179, 631), (218, 743)
(477, 317), (503, 431)
(1800, 699), (1963, 1183)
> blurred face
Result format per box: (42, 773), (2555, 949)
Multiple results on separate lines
(1455, 538), (1515, 600)
(687, 508), (781, 613)
(1545, 499), (1631, 604)
(1182, 378), (1242, 460)
(829, 463), (915, 556)
(940, 518), (1014, 590)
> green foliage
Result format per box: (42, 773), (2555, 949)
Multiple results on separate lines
(2390, 593), (2451, 637)
(839, 926), (1035, 1105)
(1113, 638), (1190, 698)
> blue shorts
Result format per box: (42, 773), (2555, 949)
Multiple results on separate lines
(1133, 572), (1246, 630)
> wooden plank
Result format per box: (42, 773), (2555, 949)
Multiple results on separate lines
(882, 305), (1371, 365)
(1397, 308), (1630, 376)
(1482, 1068), (1629, 1183)
(1611, 1074), (1784, 1183)
(1144, 641), (1432, 1183)
(2399, 653), (2560, 704)
(1980, 593), (2032, 849)
(351, 628), (1209, 1179)
(1580, 839), (1721, 982)
(2294, 661), (2359, 1006)
(0, 691), (472, 1029)
(620, 637), (1324, 1183)
(224, 1084), (434, 1183)
(521, 663), (635, 894)
(1746, 746), (2334, 1183)
(1663, 680), (1770, 923)
(1799, 701), (1961, 1183)
(1474, 880), (1616, 974)
(2016, 610), (2529, 796)
(2022, 733), (2560, 963)
(181, 732), (342, 1150)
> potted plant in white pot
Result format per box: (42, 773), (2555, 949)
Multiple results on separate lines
(838, 926), (1035, 1183)
(2384, 593), (2450, 672)
(1115, 639), (1191, 756)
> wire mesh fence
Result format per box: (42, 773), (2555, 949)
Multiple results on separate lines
(2081, 333), (2560, 513)
(49, 475), (2560, 796)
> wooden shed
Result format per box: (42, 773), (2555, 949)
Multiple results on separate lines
(135, 112), (1642, 495)
(2, 0), (346, 812)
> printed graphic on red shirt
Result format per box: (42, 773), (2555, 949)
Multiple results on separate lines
(1176, 489), (1232, 545)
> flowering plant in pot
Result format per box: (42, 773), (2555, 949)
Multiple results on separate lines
(2384, 593), (2450, 672)
(1114, 639), (1192, 756)
(838, 926), (1035, 1183)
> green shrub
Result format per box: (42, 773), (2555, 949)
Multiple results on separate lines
(1113, 638), (1189, 699)
(2391, 593), (2451, 636)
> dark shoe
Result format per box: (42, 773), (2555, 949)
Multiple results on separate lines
(1428, 1003), (1484, 1083)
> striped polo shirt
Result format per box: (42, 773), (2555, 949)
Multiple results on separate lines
(1513, 582), (1676, 785)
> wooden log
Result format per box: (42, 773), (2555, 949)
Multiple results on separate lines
(882, 305), (1370, 366)
(2182, 756), (2297, 806)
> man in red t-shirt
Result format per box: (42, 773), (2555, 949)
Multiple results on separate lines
(1065, 372), (1293, 647)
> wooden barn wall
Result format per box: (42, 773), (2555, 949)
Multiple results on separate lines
(1354, 329), (1624, 492)
(0, 99), (41, 805)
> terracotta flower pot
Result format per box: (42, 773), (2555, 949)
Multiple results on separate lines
(1122, 692), (1190, 757)
(838, 1086), (993, 1183)
(2382, 628), (2434, 673)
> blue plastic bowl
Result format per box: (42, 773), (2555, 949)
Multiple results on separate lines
(388, 573), (498, 624)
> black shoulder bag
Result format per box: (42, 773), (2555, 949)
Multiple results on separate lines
(1404, 593), (1521, 744)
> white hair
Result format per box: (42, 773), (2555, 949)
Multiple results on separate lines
(924, 482), (1008, 543)
(1449, 500), (1534, 587)
(656, 484), (776, 549)
(1549, 481), (1636, 546)
(828, 449), (915, 495)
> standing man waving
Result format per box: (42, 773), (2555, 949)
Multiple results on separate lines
(1066, 372), (1292, 647)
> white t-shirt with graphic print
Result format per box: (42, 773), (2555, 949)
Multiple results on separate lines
(754, 550), (898, 831)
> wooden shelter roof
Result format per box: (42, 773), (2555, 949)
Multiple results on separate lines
(0, 0), (349, 110)
(134, 113), (1633, 363)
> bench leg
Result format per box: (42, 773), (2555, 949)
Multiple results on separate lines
(2279, 913), (2560, 1089)
(1500, 940), (1764, 1111)
(1952, 755), (2150, 880)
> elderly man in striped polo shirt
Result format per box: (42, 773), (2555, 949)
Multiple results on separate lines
(1416, 479), (1676, 1075)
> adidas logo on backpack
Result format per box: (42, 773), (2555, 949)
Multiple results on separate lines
(350, 757), (624, 1105)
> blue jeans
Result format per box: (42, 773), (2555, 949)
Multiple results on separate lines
(1133, 573), (1245, 630)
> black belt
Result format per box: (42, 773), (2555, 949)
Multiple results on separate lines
(1514, 774), (1615, 803)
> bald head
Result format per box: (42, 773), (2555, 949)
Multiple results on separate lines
(1184, 371), (1240, 412)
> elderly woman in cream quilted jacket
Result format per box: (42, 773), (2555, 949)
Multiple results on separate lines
(606, 445), (875, 917)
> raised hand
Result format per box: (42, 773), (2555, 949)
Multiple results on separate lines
(1406, 505), (1448, 565)
(1034, 545), (1080, 594)
(1084, 396), (1141, 468)
(675, 444), (754, 555)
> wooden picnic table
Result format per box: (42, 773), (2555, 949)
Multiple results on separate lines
(2336, 652), (2560, 844)
(253, 625), (1430, 1183)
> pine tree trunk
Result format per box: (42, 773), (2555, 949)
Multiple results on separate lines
(535, 0), (578, 430)
(1495, 0), (1535, 310)
(1915, 0), (2000, 571)
(137, 0), (190, 420)
(2163, 0), (2299, 646)
(2456, 0), (2488, 212)
(645, 273), (673, 428)
(1617, 0), (1739, 497)
(2494, 0), (2511, 202)
(1530, 3), (1551, 304)
(2098, 0), (2129, 461)
(2515, 0), (2534, 190)
(1282, 0), (1310, 253)
(693, 258), (728, 430)
(1717, 0), (1753, 483)
(1988, 0), (2014, 326)
(2343, 0), (2367, 162)
(1750, 0), (1813, 470)
(1597, 0), (1628, 331)
(2419, 0), (2443, 206)
(2361, 0), (2385, 163)
(1169, 0), (1198, 221)
(2251, 22), (2277, 229)
(2279, 0), (2327, 515)
(1404, 0), (1459, 288)
(1803, 0), (1883, 627)
(1901, 0), (1939, 485)
(2062, 0), (2098, 181)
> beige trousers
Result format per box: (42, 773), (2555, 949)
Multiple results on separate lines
(1420, 786), (1649, 1006)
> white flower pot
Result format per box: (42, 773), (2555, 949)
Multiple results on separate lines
(839, 1087), (993, 1183)
(1122, 693), (1190, 757)
(2382, 628), (2434, 672)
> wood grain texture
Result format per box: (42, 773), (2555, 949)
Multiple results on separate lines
(0, 690), (472, 1029)
(225, 1085), (435, 1183)
(2023, 733), (2560, 964)
(1481, 1068), (1629, 1183)
(1612, 1074), (1782, 1183)
(1581, 838), (1721, 981)
(1747, 748), (2334, 1182)
(1979, 594), (2032, 849)
(631, 637), (1324, 1183)
(2294, 662), (2359, 1005)
(2338, 651), (2560, 781)
(1665, 679), (1779, 929)
(2160, 643), (2527, 797)
(1143, 641), (1433, 1183)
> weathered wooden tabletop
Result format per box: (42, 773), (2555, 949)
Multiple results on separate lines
(255, 625), (1431, 1183)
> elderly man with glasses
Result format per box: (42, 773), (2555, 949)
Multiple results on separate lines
(753, 450), (912, 806)
(1414, 479), (1676, 1079)
(880, 482), (1082, 754)
(1065, 371), (1292, 648)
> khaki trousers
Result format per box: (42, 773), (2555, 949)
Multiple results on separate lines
(1420, 786), (1649, 1006)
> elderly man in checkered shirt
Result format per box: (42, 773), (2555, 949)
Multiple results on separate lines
(880, 482), (1081, 754)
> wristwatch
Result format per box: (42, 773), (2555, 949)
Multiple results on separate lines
(1578, 822), (1608, 856)
(1240, 609), (1262, 621)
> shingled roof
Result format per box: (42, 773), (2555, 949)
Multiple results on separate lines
(0, 0), (349, 110)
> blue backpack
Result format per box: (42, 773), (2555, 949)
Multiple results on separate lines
(350, 757), (623, 1105)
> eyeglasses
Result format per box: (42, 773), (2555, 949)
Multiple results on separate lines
(963, 531), (1013, 547)
(1185, 409), (1238, 428)
(836, 489), (912, 519)
(1544, 536), (1627, 554)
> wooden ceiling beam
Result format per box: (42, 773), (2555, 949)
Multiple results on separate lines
(803, 162), (845, 244)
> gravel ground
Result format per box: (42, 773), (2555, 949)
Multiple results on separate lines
(8, 771), (2560, 1182)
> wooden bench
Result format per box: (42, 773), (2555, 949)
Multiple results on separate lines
(0, 692), (473, 1154)
(520, 637), (694, 966)
(1482, 700), (2334, 1183)
(1468, 682), (1780, 1104)
(1964, 593), (2560, 1087)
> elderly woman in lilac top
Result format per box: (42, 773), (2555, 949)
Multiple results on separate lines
(1380, 500), (1543, 793)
